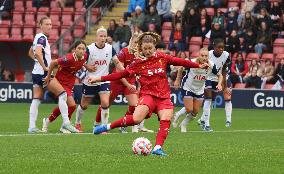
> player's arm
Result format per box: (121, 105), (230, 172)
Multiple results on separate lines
(88, 70), (130, 84)
(116, 61), (136, 92)
(167, 56), (208, 69)
(43, 59), (58, 84)
(174, 67), (184, 90)
(35, 46), (49, 71)
(113, 56), (125, 71)
(28, 47), (35, 60)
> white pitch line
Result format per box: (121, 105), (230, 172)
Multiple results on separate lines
(0, 129), (284, 137)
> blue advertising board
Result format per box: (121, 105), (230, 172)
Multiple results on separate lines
(0, 82), (283, 110)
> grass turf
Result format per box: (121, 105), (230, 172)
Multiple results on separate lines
(0, 103), (283, 174)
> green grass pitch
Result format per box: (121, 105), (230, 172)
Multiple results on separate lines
(0, 103), (283, 174)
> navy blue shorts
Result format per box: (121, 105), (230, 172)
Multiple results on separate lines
(181, 89), (204, 100)
(226, 77), (232, 88)
(82, 83), (110, 97)
(32, 74), (46, 88)
(205, 80), (219, 92)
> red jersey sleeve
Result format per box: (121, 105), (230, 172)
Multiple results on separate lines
(57, 55), (73, 67)
(164, 53), (200, 68)
(101, 70), (130, 82)
(117, 48), (126, 63)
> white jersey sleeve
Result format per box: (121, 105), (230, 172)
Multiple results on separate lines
(31, 33), (51, 75)
(181, 59), (216, 95)
(83, 43), (116, 86)
(207, 50), (229, 82)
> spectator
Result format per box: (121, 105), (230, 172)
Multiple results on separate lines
(253, 0), (270, 14)
(130, 6), (145, 29)
(1, 69), (14, 81)
(170, 0), (186, 15)
(255, 8), (272, 29)
(56, 0), (74, 8)
(230, 52), (248, 86)
(124, 0), (145, 21)
(272, 58), (284, 89)
(244, 59), (261, 82)
(172, 10), (183, 27)
(168, 22), (187, 52)
(245, 69), (262, 88)
(133, 24), (143, 34)
(143, 5), (161, 32)
(212, 9), (225, 29)
(254, 21), (271, 55)
(0, 0), (13, 20)
(270, 2), (282, 33)
(226, 8), (239, 35)
(184, 8), (201, 39)
(113, 18), (132, 53)
(107, 36), (113, 45)
(0, 60), (3, 80)
(156, 0), (172, 22)
(209, 22), (226, 49)
(259, 59), (275, 88)
(227, 30), (241, 55)
(240, 11), (256, 35)
(200, 8), (211, 39)
(243, 28), (256, 54)
(107, 19), (117, 39)
(204, 0), (221, 8)
(237, 0), (256, 27)
(145, 0), (157, 14)
(183, 0), (203, 12)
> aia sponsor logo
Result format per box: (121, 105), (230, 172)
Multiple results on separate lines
(94, 60), (107, 66)
(193, 75), (206, 81)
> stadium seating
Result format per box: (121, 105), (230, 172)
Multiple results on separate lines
(261, 53), (274, 61)
(246, 53), (260, 61)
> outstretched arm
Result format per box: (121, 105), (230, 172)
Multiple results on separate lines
(168, 57), (206, 69)
(88, 70), (130, 84)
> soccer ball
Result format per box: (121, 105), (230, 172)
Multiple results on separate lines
(132, 137), (152, 156)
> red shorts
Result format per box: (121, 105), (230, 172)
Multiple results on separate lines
(110, 81), (137, 101)
(62, 84), (73, 96)
(137, 95), (174, 118)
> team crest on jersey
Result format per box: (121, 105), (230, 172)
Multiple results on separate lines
(63, 57), (68, 63)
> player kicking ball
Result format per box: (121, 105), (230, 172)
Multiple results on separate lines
(172, 48), (222, 132)
(88, 32), (209, 156)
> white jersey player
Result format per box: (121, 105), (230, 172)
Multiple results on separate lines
(199, 38), (232, 131)
(28, 17), (52, 133)
(75, 27), (124, 131)
(172, 48), (223, 132)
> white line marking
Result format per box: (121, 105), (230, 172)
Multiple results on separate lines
(0, 129), (284, 137)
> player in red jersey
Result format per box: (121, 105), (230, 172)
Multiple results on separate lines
(93, 33), (153, 133)
(41, 40), (95, 133)
(89, 32), (209, 156)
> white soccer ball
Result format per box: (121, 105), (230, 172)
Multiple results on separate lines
(132, 137), (152, 156)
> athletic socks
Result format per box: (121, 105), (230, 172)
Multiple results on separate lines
(29, 99), (41, 128)
(155, 120), (171, 147)
(75, 104), (85, 124)
(202, 99), (212, 127)
(110, 115), (136, 129)
(225, 100), (232, 123)
(58, 92), (70, 125)
(180, 112), (195, 126)
(174, 107), (186, 122)
(101, 107), (109, 125)
(95, 105), (102, 124)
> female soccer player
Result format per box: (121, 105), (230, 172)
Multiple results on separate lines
(89, 32), (208, 156)
(28, 16), (52, 133)
(41, 40), (90, 133)
(74, 27), (125, 131)
(172, 48), (223, 132)
(41, 40), (95, 133)
(93, 32), (153, 133)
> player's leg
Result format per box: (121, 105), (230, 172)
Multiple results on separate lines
(99, 83), (111, 126)
(224, 87), (232, 127)
(179, 96), (193, 132)
(47, 78), (78, 133)
(75, 84), (93, 129)
(199, 88), (212, 128)
(172, 107), (186, 128)
(28, 85), (43, 133)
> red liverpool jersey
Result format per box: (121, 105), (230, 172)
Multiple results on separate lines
(55, 52), (87, 89)
(102, 51), (200, 99)
(113, 47), (136, 85)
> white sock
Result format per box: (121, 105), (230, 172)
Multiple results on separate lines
(153, 145), (162, 151)
(180, 112), (195, 126)
(75, 105), (85, 124)
(58, 92), (70, 125)
(29, 99), (41, 128)
(138, 120), (145, 129)
(225, 100), (232, 123)
(202, 99), (212, 127)
(174, 107), (186, 122)
(107, 123), (111, 130)
(101, 107), (109, 125)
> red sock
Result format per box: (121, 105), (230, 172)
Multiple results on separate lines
(155, 120), (171, 147)
(125, 105), (136, 116)
(95, 105), (102, 123)
(68, 105), (76, 120)
(110, 115), (136, 129)
(48, 107), (61, 122)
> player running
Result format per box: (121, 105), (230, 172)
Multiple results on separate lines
(172, 48), (223, 132)
(28, 16), (52, 133)
(41, 40), (96, 133)
(94, 32), (153, 133)
(74, 27), (124, 132)
(89, 32), (209, 156)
